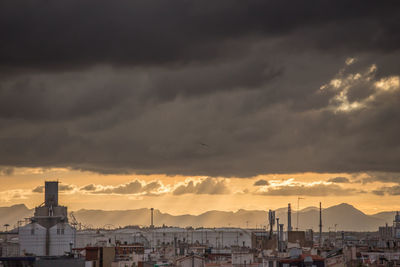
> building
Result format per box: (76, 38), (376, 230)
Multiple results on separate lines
(176, 255), (205, 267)
(85, 246), (116, 267)
(279, 254), (325, 267)
(18, 181), (75, 256)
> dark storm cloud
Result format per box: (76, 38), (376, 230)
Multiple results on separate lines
(0, 1), (400, 177)
(0, 0), (399, 71)
(327, 177), (350, 184)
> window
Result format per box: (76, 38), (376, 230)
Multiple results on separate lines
(61, 229), (65, 235)
(31, 228), (35, 235)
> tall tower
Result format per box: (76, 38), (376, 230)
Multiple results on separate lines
(276, 218), (280, 251)
(268, 210), (275, 239)
(45, 181), (59, 207)
(150, 208), (154, 228)
(319, 202), (322, 247)
(288, 203), (292, 232)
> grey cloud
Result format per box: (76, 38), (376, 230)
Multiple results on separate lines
(371, 186), (400, 196)
(0, 2), (399, 178)
(32, 186), (44, 193)
(327, 177), (350, 184)
(1, 1), (399, 71)
(59, 184), (75, 191)
(361, 172), (400, 184)
(253, 179), (269, 186)
(80, 184), (97, 191)
(32, 184), (74, 193)
(257, 184), (356, 196)
(85, 180), (162, 195)
(143, 181), (162, 192)
(173, 178), (230, 195)
(0, 167), (14, 176)
(96, 180), (143, 195)
(371, 190), (385, 196)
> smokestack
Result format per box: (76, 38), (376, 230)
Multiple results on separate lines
(276, 218), (280, 251)
(150, 208), (154, 228)
(319, 202), (322, 247)
(288, 203), (292, 232)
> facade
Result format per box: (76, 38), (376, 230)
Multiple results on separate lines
(85, 246), (116, 267)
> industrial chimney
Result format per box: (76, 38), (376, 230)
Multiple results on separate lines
(288, 203), (292, 232)
(150, 208), (154, 228)
(319, 202), (322, 247)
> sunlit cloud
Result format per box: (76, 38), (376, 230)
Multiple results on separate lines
(320, 59), (400, 113)
(173, 177), (230, 195)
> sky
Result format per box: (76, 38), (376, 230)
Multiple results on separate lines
(1, 0), (400, 215)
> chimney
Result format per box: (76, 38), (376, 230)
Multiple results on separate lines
(150, 208), (154, 228)
(288, 203), (292, 232)
(319, 202), (322, 247)
(276, 218), (280, 251)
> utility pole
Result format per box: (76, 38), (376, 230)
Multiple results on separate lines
(296, 197), (304, 231)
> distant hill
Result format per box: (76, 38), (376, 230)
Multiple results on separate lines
(1, 203), (396, 232)
(0, 204), (33, 230)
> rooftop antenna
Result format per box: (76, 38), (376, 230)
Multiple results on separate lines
(296, 197), (304, 230)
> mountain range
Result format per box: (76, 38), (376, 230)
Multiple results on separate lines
(0, 203), (397, 232)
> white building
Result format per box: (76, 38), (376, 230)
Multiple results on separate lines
(19, 181), (76, 256)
